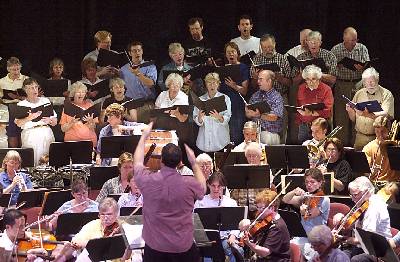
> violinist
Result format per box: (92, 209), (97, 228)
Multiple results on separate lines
(282, 168), (330, 260)
(117, 172), (143, 207)
(308, 225), (349, 262)
(0, 209), (47, 262)
(241, 189), (291, 262)
(55, 197), (131, 261)
(332, 176), (391, 260)
(194, 171), (243, 262)
(0, 150), (33, 206)
(48, 179), (99, 231)
(319, 138), (352, 195)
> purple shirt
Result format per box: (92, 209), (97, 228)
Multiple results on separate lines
(134, 165), (204, 253)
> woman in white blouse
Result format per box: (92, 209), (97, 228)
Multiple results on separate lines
(194, 72), (231, 152)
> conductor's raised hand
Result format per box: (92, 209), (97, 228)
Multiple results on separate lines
(184, 144), (196, 166)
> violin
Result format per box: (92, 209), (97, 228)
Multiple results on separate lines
(341, 201), (369, 231)
(104, 222), (120, 237)
(303, 190), (324, 220)
(18, 229), (63, 252)
(238, 213), (274, 247)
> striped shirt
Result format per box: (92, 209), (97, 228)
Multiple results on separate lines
(331, 42), (370, 80)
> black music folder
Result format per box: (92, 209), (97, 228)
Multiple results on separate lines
(89, 166), (119, 190)
(100, 135), (141, 158)
(214, 64), (241, 83)
(355, 227), (400, 262)
(97, 48), (130, 68)
(338, 57), (378, 71)
(86, 234), (128, 261)
(223, 164), (270, 189)
(287, 55), (328, 72)
(253, 62), (281, 72)
(63, 99), (101, 120)
(56, 212), (99, 240)
(40, 189), (73, 216)
(0, 148), (34, 168)
(85, 79), (110, 101)
(342, 95), (383, 113)
(190, 91), (227, 115)
(31, 72), (69, 97)
(2, 89), (25, 100)
(120, 98), (146, 111)
(246, 101), (271, 114)
(15, 103), (54, 121)
(285, 103), (326, 113)
(239, 50), (257, 66)
(150, 105), (192, 118)
(194, 207), (247, 231)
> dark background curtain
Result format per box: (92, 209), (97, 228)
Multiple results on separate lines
(0, 0), (399, 116)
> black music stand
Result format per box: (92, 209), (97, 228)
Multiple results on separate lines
(100, 135), (141, 158)
(387, 146), (400, 171)
(198, 229), (226, 261)
(86, 234), (128, 261)
(278, 209), (307, 237)
(264, 145), (287, 169)
(0, 194), (11, 207)
(18, 190), (46, 208)
(120, 207), (142, 216)
(49, 141), (93, 168)
(286, 145), (310, 169)
(194, 207), (247, 232)
(281, 173), (334, 194)
(89, 166), (119, 190)
(214, 151), (248, 167)
(388, 203), (400, 230)
(345, 150), (371, 173)
(108, 194), (121, 202)
(40, 190), (72, 216)
(355, 227), (400, 262)
(0, 148), (34, 168)
(56, 212), (99, 241)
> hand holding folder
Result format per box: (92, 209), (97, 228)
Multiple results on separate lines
(342, 95), (383, 113)
(63, 99), (101, 121)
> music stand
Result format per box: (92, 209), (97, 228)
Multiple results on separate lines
(355, 227), (400, 262)
(86, 234), (127, 261)
(387, 146), (400, 171)
(278, 209), (307, 237)
(194, 207), (248, 232)
(89, 166), (119, 190)
(121, 222), (145, 249)
(0, 194), (11, 207)
(56, 212), (99, 241)
(388, 203), (400, 230)
(286, 145), (310, 169)
(18, 189), (46, 208)
(198, 229), (226, 261)
(49, 141), (93, 168)
(120, 207), (142, 216)
(108, 194), (121, 202)
(223, 165), (270, 189)
(40, 190), (73, 216)
(281, 173), (333, 194)
(0, 148), (34, 168)
(100, 135), (141, 158)
(214, 151), (248, 167)
(264, 145), (287, 169)
(345, 150), (371, 173)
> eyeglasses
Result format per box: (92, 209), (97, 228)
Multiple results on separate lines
(304, 78), (319, 83)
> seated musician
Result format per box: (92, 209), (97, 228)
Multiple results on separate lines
(232, 121), (258, 152)
(0, 209), (48, 262)
(99, 77), (138, 124)
(282, 168), (330, 259)
(296, 65), (333, 143)
(118, 172), (143, 207)
(97, 103), (144, 166)
(15, 78), (57, 165)
(231, 142), (267, 215)
(302, 117), (328, 148)
(363, 116), (400, 183)
(96, 152), (133, 202)
(318, 137), (352, 195)
(195, 153), (213, 179)
(193, 72), (231, 153)
(240, 189), (291, 261)
(0, 150), (33, 206)
(308, 225), (350, 262)
(59, 81), (98, 148)
(48, 179), (98, 231)
(194, 171), (243, 262)
(332, 176), (391, 259)
(55, 197), (131, 261)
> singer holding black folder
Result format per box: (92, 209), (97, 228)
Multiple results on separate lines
(14, 78), (57, 165)
(59, 81), (98, 147)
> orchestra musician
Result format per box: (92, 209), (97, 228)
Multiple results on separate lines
(282, 168), (330, 259)
(319, 137), (353, 195)
(48, 179), (98, 231)
(0, 150), (33, 206)
(362, 115), (400, 183)
(15, 77), (57, 165)
(194, 171), (244, 262)
(133, 122), (206, 261)
(232, 120), (258, 152)
(332, 176), (391, 260)
(240, 189), (291, 261)
(303, 117), (328, 167)
(308, 225), (350, 262)
(96, 152), (134, 202)
(117, 172), (143, 207)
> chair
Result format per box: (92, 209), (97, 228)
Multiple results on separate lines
(391, 227), (400, 256)
(328, 202), (350, 230)
(290, 242), (303, 262)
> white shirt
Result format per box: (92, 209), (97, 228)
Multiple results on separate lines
(193, 92), (231, 152)
(230, 36), (260, 55)
(0, 231), (14, 251)
(17, 97), (57, 129)
(285, 45), (308, 58)
(155, 90), (188, 108)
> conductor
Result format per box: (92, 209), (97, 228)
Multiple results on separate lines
(134, 122), (206, 261)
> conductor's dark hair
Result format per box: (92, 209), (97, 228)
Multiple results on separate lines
(161, 143), (182, 168)
(3, 209), (26, 227)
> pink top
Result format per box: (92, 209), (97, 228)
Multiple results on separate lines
(134, 165), (204, 253)
(59, 100), (98, 147)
